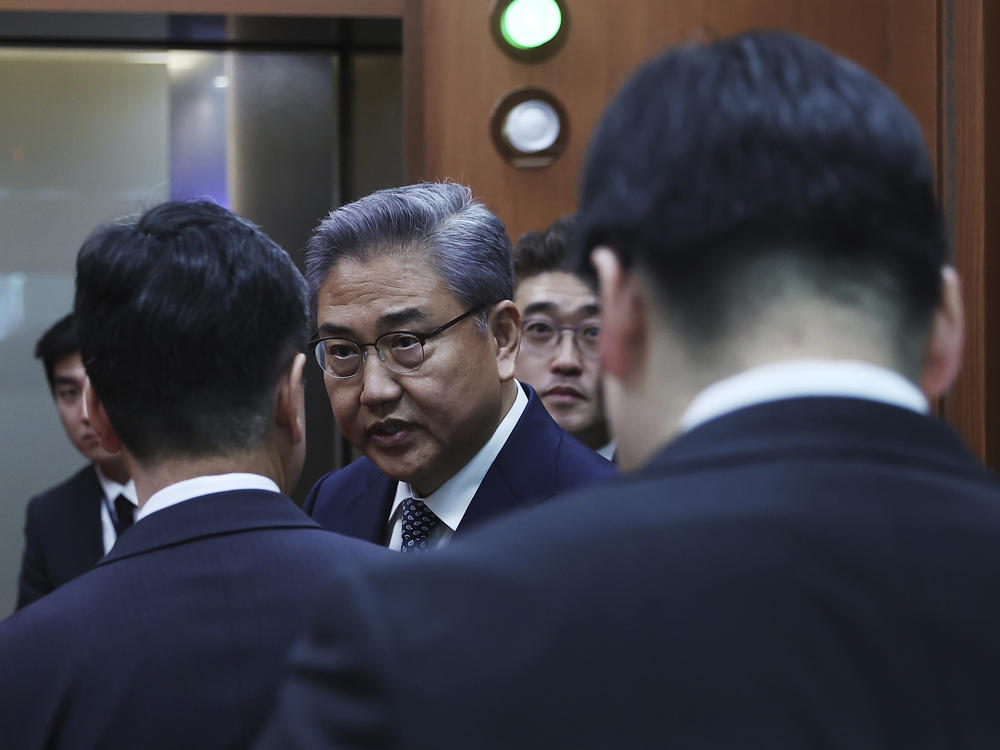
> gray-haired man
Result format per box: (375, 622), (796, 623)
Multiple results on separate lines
(302, 182), (614, 550)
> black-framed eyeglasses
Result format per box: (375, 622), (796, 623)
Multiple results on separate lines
(309, 306), (483, 379)
(520, 317), (600, 358)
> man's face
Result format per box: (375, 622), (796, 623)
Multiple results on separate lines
(514, 270), (608, 448)
(50, 352), (120, 464)
(316, 252), (508, 496)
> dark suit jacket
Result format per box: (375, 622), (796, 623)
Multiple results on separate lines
(0, 488), (385, 750)
(17, 464), (105, 610)
(304, 383), (616, 544)
(258, 397), (1000, 749)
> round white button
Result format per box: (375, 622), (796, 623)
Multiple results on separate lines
(503, 99), (561, 153)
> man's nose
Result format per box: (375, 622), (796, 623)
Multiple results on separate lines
(551, 331), (583, 374)
(358, 348), (403, 405)
(80, 389), (91, 425)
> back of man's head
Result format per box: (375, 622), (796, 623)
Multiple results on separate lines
(34, 312), (78, 393)
(578, 31), (946, 378)
(74, 200), (309, 463)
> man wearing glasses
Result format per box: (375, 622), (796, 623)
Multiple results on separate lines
(512, 216), (614, 459)
(303, 182), (614, 551)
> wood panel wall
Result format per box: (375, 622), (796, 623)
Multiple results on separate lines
(939, 0), (1000, 466)
(986, 0), (1000, 469)
(0, 0), (995, 464)
(406, 0), (998, 466)
(406, 0), (939, 240)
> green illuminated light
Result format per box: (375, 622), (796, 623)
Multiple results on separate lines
(500, 0), (562, 50)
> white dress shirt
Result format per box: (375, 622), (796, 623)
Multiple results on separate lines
(386, 380), (530, 551)
(678, 358), (929, 434)
(136, 473), (281, 523)
(95, 466), (138, 554)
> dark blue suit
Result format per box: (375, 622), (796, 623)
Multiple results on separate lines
(304, 384), (616, 544)
(16, 464), (105, 610)
(0, 489), (385, 750)
(258, 397), (1000, 749)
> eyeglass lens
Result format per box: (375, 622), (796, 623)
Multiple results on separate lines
(314, 332), (426, 378)
(522, 318), (600, 355)
(311, 305), (483, 379)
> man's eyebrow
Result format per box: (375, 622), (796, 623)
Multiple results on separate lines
(52, 376), (81, 388)
(379, 307), (429, 329)
(315, 323), (353, 338)
(522, 301), (602, 318)
(315, 308), (430, 339)
(522, 301), (558, 317)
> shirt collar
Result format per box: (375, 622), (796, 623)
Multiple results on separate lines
(136, 472), (280, 522)
(596, 441), (617, 461)
(94, 465), (138, 507)
(390, 380), (530, 532)
(679, 359), (929, 433)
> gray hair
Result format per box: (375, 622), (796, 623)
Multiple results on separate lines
(306, 182), (514, 330)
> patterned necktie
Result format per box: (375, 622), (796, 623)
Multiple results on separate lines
(399, 497), (441, 553)
(113, 494), (134, 536)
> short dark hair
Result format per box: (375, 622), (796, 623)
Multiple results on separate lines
(34, 312), (78, 393)
(306, 182), (514, 331)
(577, 31), (946, 373)
(74, 200), (310, 462)
(513, 215), (591, 286)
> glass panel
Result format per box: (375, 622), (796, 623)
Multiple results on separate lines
(0, 48), (172, 614)
(0, 26), (401, 612)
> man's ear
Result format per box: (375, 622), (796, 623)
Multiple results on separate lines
(490, 300), (521, 382)
(921, 266), (964, 399)
(591, 247), (646, 380)
(84, 380), (124, 454)
(275, 353), (307, 446)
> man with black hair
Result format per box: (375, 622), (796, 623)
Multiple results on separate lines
(16, 312), (137, 610)
(512, 215), (613, 457)
(0, 200), (383, 750)
(258, 31), (1000, 748)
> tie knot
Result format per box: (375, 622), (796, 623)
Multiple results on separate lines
(400, 497), (441, 553)
(113, 494), (135, 536)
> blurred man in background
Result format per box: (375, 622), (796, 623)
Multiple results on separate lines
(513, 216), (613, 459)
(16, 312), (136, 610)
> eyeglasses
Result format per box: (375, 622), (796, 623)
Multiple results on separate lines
(520, 317), (600, 358)
(310, 306), (482, 379)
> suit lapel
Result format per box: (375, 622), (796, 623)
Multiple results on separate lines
(63, 465), (107, 570)
(460, 385), (561, 533)
(336, 469), (397, 545)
